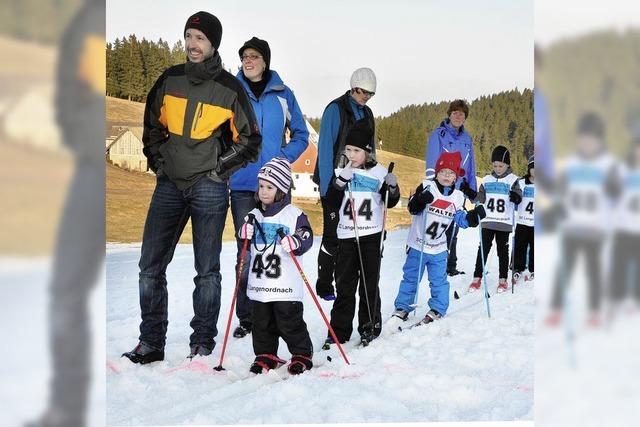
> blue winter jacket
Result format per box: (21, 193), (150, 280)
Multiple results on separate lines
(230, 70), (309, 191)
(425, 118), (477, 191)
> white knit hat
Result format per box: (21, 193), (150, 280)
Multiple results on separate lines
(257, 157), (292, 194)
(350, 67), (377, 93)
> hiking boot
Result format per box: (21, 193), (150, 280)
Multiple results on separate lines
(288, 355), (313, 375)
(249, 354), (286, 374)
(187, 344), (212, 359)
(122, 342), (164, 365)
(468, 277), (482, 292)
(233, 322), (252, 338)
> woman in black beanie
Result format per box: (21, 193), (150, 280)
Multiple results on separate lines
(228, 37), (311, 339)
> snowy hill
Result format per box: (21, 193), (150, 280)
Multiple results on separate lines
(106, 227), (534, 425)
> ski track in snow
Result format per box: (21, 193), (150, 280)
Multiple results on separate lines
(107, 227), (534, 425)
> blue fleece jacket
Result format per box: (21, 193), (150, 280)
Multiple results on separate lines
(230, 70), (309, 191)
(317, 95), (366, 196)
(425, 118), (477, 191)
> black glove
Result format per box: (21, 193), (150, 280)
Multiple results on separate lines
(509, 190), (522, 205)
(416, 184), (434, 204)
(408, 184), (434, 215)
(460, 178), (477, 200)
(466, 205), (486, 227)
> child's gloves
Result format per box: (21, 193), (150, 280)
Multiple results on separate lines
(414, 185), (434, 205)
(408, 184), (434, 215)
(460, 178), (477, 200)
(336, 161), (353, 187)
(466, 205), (487, 227)
(384, 173), (398, 188)
(509, 190), (522, 205)
(280, 234), (301, 253)
(238, 222), (254, 240)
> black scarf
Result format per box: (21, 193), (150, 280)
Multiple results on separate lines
(185, 52), (222, 85)
(243, 70), (270, 99)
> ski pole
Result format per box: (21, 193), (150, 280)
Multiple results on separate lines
(371, 162), (394, 326)
(510, 205), (517, 294)
(411, 183), (431, 313)
(346, 181), (375, 335)
(277, 229), (350, 365)
(214, 214), (254, 371)
(477, 203), (492, 318)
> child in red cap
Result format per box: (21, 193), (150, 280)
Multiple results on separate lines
(390, 151), (486, 326)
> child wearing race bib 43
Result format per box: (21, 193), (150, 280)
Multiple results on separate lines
(465, 145), (523, 293)
(391, 151), (486, 326)
(237, 157), (314, 375)
(324, 120), (400, 346)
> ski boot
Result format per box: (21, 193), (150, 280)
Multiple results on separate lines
(249, 354), (286, 374)
(414, 309), (442, 327)
(525, 272), (534, 282)
(468, 277), (482, 292)
(512, 271), (522, 287)
(447, 268), (465, 277)
(322, 336), (335, 350)
(497, 278), (509, 293)
(233, 321), (252, 338)
(392, 308), (409, 321)
(288, 355), (313, 375)
(545, 310), (562, 327)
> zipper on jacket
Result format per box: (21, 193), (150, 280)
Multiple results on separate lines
(192, 102), (204, 133)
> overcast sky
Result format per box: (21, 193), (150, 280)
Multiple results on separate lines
(107, 0), (534, 117)
(535, 0), (640, 48)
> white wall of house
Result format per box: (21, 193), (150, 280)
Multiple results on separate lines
(291, 172), (319, 199)
(107, 130), (148, 172)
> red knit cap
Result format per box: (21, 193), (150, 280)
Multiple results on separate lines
(435, 151), (465, 177)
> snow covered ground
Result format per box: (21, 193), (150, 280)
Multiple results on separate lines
(106, 227), (534, 426)
(0, 257), (106, 427)
(535, 233), (640, 427)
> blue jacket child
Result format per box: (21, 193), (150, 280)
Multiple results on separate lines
(393, 151), (485, 325)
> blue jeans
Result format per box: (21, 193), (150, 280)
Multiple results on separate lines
(138, 174), (229, 351)
(394, 248), (450, 315)
(230, 190), (257, 325)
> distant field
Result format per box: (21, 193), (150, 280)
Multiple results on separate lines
(106, 163), (413, 243)
(106, 97), (439, 243)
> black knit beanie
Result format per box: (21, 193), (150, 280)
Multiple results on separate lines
(346, 119), (374, 152)
(577, 111), (605, 139)
(491, 145), (511, 165)
(184, 11), (222, 49)
(238, 37), (271, 70)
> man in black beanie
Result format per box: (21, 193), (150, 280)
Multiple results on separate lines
(122, 11), (262, 364)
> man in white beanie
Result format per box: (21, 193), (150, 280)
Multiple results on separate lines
(312, 67), (377, 300)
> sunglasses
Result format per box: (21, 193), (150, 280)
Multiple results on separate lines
(356, 87), (375, 97)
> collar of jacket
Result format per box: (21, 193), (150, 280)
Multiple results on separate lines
(185, 52), (222, 85)
(440, 118), (466, 137)
(236, 69), (285, 100)
(348, 92), (365, 115)
(433, 178), (454, 196)
(491, 166), (513, 179)
(259, 193), (291, 217)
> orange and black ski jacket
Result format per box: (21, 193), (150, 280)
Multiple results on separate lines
(142, 52), (262, 190)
